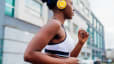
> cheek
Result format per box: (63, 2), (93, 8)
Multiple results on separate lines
(68, 5), (73, 14)
(66, 6), (72, 14)
(64, 5), (73, 18)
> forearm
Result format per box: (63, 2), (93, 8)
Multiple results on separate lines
(70, 41), (85, 57)
(25, 51), (66, 64)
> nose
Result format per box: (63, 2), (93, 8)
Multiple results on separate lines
(73, 9), (75, 12)
(72, 11), (74, 16)
(72, 6), (75, 11)
(73, 8), (76, 12)
(72, 9), (75, 16)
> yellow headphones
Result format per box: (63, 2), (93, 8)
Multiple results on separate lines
(57, 0), (67, 9)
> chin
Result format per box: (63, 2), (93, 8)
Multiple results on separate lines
(67, 17), (72, 19)
(65, 15), (73, 19)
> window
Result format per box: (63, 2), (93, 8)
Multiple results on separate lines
(90, 14), (93, 24)
(94, 19), (97, 28)
(100, 26), (102, 33)
(73, 0), (78, 6)
(92, 50), (95, 60)
(90, 27), (93, 33)
(89, 28), (93, 44)
(64, 21), (71, 31)
(84, 8), (89, 16)
(94, 31), (97, 47)
(73, 24), (78, 34)
(14, 0), (44, 26)
(25, 0), (43, 17)
(100, 37), (103, 49)
(3, 27), (35, 64)
(79, 1), (84, 10)
(48, 10), (53, 19)
(97, 22), (100, 31)
(97, 34), (99, 48)
(100, 26), (103, 33)
(100, 36), (102, 48)
(0, 40), (3, 64)
(87, 53), (90, 58)
(5, 0), (15, 17)
(87, 26), (90, 45)
(81, 52), (85, 57)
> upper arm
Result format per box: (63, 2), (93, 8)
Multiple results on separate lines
(25, 20), (61, 52)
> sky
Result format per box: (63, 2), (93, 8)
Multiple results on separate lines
(89, 0), (114, 49)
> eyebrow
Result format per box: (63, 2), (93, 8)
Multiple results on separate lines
(71, 1), (73, 5)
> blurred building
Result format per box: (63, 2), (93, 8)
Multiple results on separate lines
(66, 0), (93, 61)
(0, 0), (48, 64)
(69, 0), (106, 62)
(89, 12), (106, 62)
(106, 49), (114, 61)
(0, 0), (105, 64)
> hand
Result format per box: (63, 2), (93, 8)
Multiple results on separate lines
(78, 29), (89, 44)
(64, 57), (79, 64)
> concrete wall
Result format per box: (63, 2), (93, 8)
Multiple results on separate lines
(2, 17), (41, 64)
(0, 0), (48, 64)
(106, 49), (114, 59)
(0, 0), (5, 63)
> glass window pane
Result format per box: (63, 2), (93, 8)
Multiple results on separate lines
(5, 7), (14, 16)
(84, 8), (89, 16)
(94, 31), (96, 47)
(73, 0), (78, 6)
(90, 15), (92, 24)
(72, 24), (78, 34)
(97, 22), (100, 31)
(25, 0), (43, 16)
(64, 21), (71, 31)
(48, 10), (53, 19)
(94, 19), (97, 28)
(79, 1), (84, 9)
(5, 0), (15, 17)
(5, 0), (14, 5)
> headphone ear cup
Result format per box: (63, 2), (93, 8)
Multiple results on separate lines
(57, 0), (67, 9)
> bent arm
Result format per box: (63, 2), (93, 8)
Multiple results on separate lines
(70, 41), (85, 57)
(24, 21), (67, 64)
(70, 30), (89, 57)
(25, 51), (67, 64)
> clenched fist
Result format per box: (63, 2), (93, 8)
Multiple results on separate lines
(78, 29), (89, 44)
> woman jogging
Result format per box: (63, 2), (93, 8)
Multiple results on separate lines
(24, 0), (89, 64)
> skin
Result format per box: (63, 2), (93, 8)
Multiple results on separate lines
(24, 0), (89, 64)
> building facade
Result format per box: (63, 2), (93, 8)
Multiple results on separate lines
(0, 0), (105, 64)
(89, 12), (105, 62)
(64, 0), (106, 62)
(106, 49), (114, 62)
(0, 0), (48, 64)
(64, 0), (93, 61)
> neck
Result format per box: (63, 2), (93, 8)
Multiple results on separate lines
(53, 10), (66, 25)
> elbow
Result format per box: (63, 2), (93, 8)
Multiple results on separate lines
(70, 52), (78, 57)
(24, 52), (33, 63)
(70, 54), (77, 57)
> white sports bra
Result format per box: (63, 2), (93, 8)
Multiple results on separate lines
(42, 25), (77, 57)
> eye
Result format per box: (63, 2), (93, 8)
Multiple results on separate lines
(73, 9), (75, 12)
(71, 2), (73, 5)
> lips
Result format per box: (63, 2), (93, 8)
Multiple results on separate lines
(72, 12), (74, 16)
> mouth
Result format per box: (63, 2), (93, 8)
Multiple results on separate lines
(72, 12), (74, 16)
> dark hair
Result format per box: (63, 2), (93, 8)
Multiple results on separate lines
(41, 0), (58, 9)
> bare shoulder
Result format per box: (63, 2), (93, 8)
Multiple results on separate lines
(36, 19), (62, 38)
(47, 19), (61, 28)
(42, 19), (61, 31)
